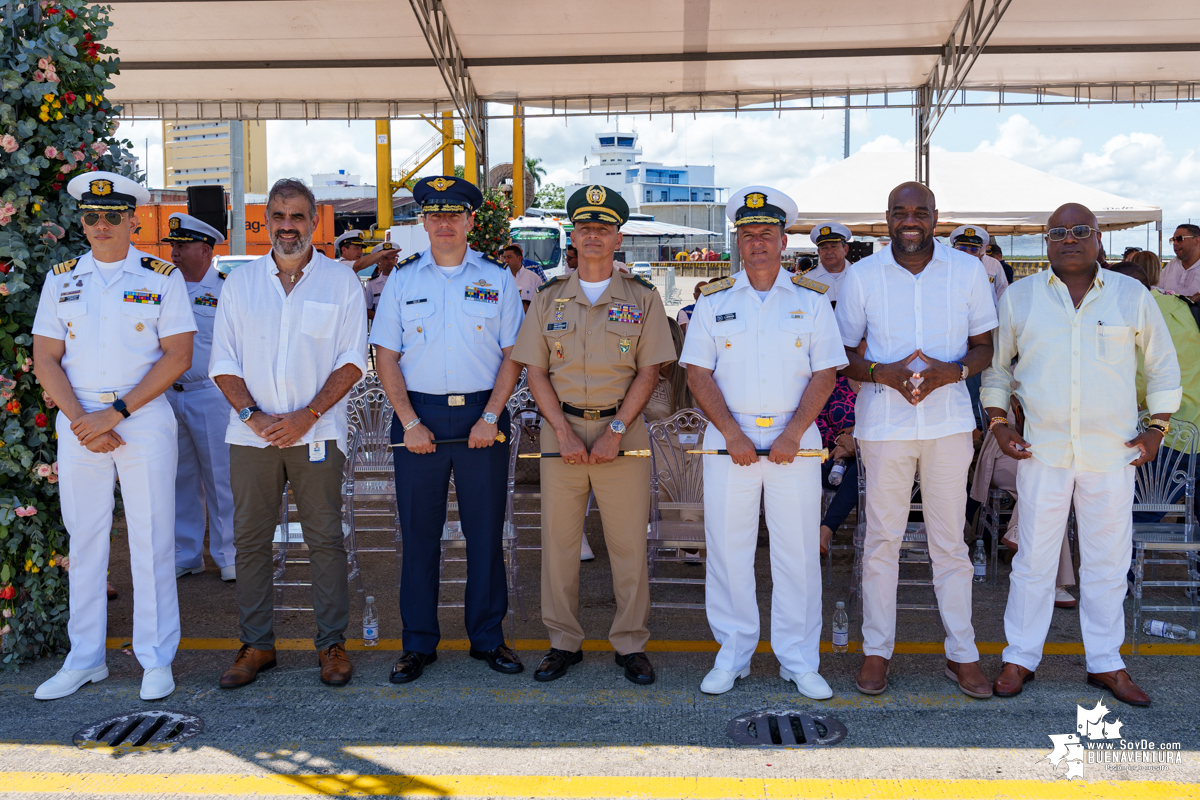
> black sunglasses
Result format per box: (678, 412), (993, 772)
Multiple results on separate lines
(82, 211), (126, 227)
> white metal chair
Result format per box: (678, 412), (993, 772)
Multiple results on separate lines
(1132, 417), (1200, 652)
(506, 386), (545, 545)
(646, 408), (708, 610)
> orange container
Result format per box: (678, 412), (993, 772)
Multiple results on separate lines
(146, 203), (335, 252)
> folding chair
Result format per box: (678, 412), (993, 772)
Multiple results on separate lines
(646, 408), (708, 610)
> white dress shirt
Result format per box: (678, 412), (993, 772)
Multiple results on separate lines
(835, 240), (998, 441)
(179, 267), (223, 385)
(369, 247), (524, 394)
(679, 269), (848, 415)
(513, 266), (542, 302)
(981, 268), (1181, 473)
(801, 263), (850, 304)
(364, 271), (390, 312)
(32, 247), (197, 393)
(209, 249), (368, 453)
(1156, 257), (1200, 298)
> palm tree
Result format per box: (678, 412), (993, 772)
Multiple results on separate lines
(525, 156), (547, 189)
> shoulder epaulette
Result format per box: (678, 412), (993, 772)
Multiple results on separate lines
(536, 276), (560, 293)
(483, 252), (505, 267)
(217, 271), (227, 280)
(397, 253), (420, 268)
(631, 273), (655, 290)
(700, 276), (735, 295)
(141, 257), (178, 276)
(52, 258), (78, 275)
(792, 275), (828, 294)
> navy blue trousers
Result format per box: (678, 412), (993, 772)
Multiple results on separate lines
(392, 394), (511, 653)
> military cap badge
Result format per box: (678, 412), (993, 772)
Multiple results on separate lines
(90, 179), (114, 196)
(746, 192), (765, 209)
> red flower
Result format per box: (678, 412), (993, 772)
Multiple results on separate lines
(0, 261), (9, 275)
(64, 91), (76, 104)
(83, 32), (93, 41)
(0, 585), (15, 600)
(65, 9), (76, 19)
(45, 6), (58, 15)
(34, 413), (47, 428)
(5, 400), (19, 414)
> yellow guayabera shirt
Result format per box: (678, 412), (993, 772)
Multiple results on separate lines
(1136, 288), (1200, 450)
(981, 268), (1181, 472)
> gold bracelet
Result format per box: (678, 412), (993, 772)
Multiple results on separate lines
(988, 416), (1009, 431)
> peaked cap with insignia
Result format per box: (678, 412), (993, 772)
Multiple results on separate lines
(67, 170), (151, 212)
(727, 185), (797, 229)
(949, 224), (989, 247)
(334, 229), (365, 255)
(567, 184), (629, 227)
(162, 212), (225, 246)
(809, 222), (851, 246)
(413, 175), (483, 215)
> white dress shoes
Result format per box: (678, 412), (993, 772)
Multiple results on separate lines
(34, 665), (109, 700)
(140, 666), (175, 701)
(700, 666), (750, 694)
(220, 565), (237, 582)
(175, 564), (204, 579)
(780, 667), (833, 700)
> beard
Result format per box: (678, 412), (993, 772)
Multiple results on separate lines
(271, 228), (313, 257)
(894, 230), (930, 254)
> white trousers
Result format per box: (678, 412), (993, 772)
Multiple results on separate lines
(1003, 457), (1133, 674)
(859, 434), (978, 662)
(702, 418), (824, 675)
(165, 382), (236, 570)
(57, 395), (180, 670)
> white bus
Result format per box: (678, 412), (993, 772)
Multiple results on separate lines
(510, 215), (570, 277)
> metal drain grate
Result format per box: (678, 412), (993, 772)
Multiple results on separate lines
(74, 710), (204, 752)
(726, 709), (847, 748)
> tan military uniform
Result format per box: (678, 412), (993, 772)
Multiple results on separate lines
(511, 270), (677, 653)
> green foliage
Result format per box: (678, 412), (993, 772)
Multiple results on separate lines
(0, 0), (133, 666)
(524, 156), (546, 188)
(467, 188), (513, 258)
(533, 183), (564, 211)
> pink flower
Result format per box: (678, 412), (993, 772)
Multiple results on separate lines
(0, 624), (10, 636)
(37, 58), (51, 70)
(51, 462), (58, 474)
(91, 142), (108, 156)
(58, 164), (70, 174)
(15, 506), (37, 518)
(35, 464), (51, 478)
(47, 475), (57, 484)
(33, 70), (44, 82)
(0, 286), (9, 297)
(72, 150), (84, 162)
(0, 212), (11, 227)
(0, 135), (17, 153)
(42, 392), (56, 409)
(44, 146), (58, 159)
(1, 608), (11, 618)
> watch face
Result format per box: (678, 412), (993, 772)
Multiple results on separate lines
(239, 408), (252, 422)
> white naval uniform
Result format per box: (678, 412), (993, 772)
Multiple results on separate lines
(679, 270), (848, 675)
(31, 248), (197, 671)
(801, 263), (850, 305)
(981, 255), (1009, 303)
(166, 267), (235, 572)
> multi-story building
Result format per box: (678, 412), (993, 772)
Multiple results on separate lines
(565, 130), (726, 238)
(162, 120), (267, 193)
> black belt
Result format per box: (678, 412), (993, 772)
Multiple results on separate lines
(408, 390), (491, 407)
(562, 402), (617, 421)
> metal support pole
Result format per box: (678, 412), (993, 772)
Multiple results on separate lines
(730, 235), (740, 274)
(227, 119), (246, 255)
(844, 95), (850, 159)
(916, 87), (931, 186)
(512, 102), (524, 217)
(1158, 219), (1163, 260)
(442, 111), (454, 175)
(375, 120), (393, 233)
(463, 117), (477, 185)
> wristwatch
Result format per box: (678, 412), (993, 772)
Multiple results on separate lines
(956, 361), (969, 382)
(111, 398), (130, 419)
(481, 411), (499, 425)
(239, 405), (261, 423)
(609, 419), (627, 435)
(1147, 419), (1172, 437)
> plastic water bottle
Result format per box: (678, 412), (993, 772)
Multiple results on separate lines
(828, 459), (847, 486)
(973, 539), (987, 583)
(362, 596), (379, 647)
(831, 601), (849, 653)
(1142, 619), (1196, 640)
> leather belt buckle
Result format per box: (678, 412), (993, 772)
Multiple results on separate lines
(755, 416), (775, 428)
(448, 394), (466, 407)
(583, 409), (601, 421)
(172, 383), (184, 392)
(99, 391), (118, 403)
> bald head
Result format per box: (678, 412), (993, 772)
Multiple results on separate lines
(888, 181), (936, 211)
(1048, 203), (1098, 231)
(1046, 202), (1102, 276)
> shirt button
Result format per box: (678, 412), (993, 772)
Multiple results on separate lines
(1073, 351), (1078, 355)
(586, 354), (591, 358)
(1073, 381), (1078, 385)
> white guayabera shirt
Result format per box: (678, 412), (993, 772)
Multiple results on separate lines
(209, 249), (368, 454)
(981, 268), (1181, 473)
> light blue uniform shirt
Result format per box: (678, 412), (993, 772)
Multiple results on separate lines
(369, 248), (524, 394)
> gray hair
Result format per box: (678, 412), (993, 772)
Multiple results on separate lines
(267, 178), (317, 218)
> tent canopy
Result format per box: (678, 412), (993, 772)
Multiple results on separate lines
(106, 0), (1200, 119)
(785, 151), (1161, 236)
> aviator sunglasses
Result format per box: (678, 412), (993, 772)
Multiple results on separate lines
(82, 211), (126, 227)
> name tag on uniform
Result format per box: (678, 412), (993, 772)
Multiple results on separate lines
(788, 309), (805, 319)
(194, 294), (218, 307)
(405, 298), (427, 305)
(124, 290), (161, 305)
(716, 312), (736, 322)
(308, 441), (326, 462)
(546, 322), (568, 332)
(59, 290), (81, 303)
(465, 286), (499, 303)
(608, 303), (642, 324)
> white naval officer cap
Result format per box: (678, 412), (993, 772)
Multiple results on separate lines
(67, 170), (151, 211)
(726, 185), (798, 228)
(809, 222), (852, 246)
(370, 242), (402, 255)
(949, 225), (990, 247)
(162, 212), (225, 246)
(334, 229), (365, 254)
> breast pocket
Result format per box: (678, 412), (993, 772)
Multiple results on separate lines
(462, 299), (500, 342)
(120, 297), (163, 335)
(606, 321), (641, 363)
(400, 301), (435, 347)
(1095, 325), (1132, 364)
(301, 300), (338, 339)
(56, 299), (87, 338)
(712, 318), (747, 361)
(780, 317), (815, 360)
(543, 320), (576, 363)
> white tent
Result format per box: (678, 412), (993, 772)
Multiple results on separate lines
(786, 151), (1161, 236)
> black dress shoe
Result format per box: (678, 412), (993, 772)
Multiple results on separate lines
(615, 651), (655, 685)
(470, 644), (524, 674)
(389, 650), (436, 684)
(534, 648), (583, 682)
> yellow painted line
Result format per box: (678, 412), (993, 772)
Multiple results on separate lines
(1, 773), (1197, 798)
(105, 637), (1200, 657)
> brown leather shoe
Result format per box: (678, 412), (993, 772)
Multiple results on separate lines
(319, 643), (354, 687)
(945, 660), (993, 699)
(993, 662), (1035, 697)
(1087, 669), (1150, 707)
(855, 655), (889, 695)
(219, 644), (277, 689)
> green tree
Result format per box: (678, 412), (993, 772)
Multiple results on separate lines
(0, 0), (134, 666)
(525, 156), (546, 189)
(534, 183), (565, 210)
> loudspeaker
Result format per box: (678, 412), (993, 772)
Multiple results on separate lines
(186, 186), (228, 240)
(847, 241), (874, 263)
